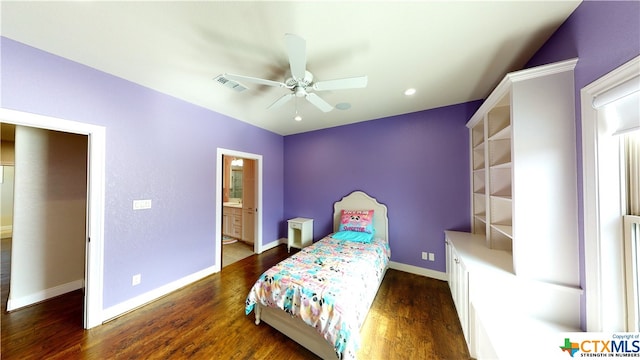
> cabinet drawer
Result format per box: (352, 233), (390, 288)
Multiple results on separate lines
(232, 216), (242, 225)
(231, 226), (242, 237)
(289, 222), (302, 230)
(223, 206), (242, 215)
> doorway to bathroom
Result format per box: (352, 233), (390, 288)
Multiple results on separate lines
(215, 148), (262, 271)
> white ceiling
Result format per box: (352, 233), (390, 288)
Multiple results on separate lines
(1, 1), (581, 136)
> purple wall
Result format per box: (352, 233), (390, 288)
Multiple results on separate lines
(0, 37), (284, 308)
(283, 102), (481, 271)
(524, 0), (640, 328)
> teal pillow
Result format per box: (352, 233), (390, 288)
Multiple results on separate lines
(332, 230), (374, 243)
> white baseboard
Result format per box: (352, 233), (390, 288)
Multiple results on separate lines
(104, 238), (288, 322)
(389, 261), (447, 281)
(102, 265), (216, 322)
(259, 237), (287, 253)
(7, 279), (84, 311)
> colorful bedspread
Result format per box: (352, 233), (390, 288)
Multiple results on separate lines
(245, 236), (390, 359)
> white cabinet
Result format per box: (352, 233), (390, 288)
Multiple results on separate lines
(446, 238), (470, 347)
(467, 58), (579, 287)
(223, 206), (242, 239)
(445, 231), (582, 359)
(287, 218), (313, 252)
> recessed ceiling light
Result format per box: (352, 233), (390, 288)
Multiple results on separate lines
(335, 103), (351, 110)
(404, 88), (416, 96)
(294, 114), (302, 121)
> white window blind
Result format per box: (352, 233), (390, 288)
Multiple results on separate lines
(593, 75), (640, 135)
(624, 214), (640, 331)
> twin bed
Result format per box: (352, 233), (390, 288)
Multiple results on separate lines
(245, 191), (390, 359)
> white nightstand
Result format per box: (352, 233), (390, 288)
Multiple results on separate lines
(287, 217), (313, 252)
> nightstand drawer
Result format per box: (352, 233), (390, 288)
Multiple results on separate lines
(289, 222), (302, 230)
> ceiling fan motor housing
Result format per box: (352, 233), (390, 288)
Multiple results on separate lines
(285, 70), (314, 88)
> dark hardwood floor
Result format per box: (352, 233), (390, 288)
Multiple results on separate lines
(1, 238), (470, 359)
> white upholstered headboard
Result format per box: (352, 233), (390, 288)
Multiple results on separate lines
(333, 191), (389, 243)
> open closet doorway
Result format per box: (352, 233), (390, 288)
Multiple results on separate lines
(215, 149), (262, 271)
(4, 123), (87, 313)
(0, 108), (106, 329)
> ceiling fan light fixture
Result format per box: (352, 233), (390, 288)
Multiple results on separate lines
(294, 86), (307, 97)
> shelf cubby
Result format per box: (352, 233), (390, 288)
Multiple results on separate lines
(489, 168), (512, 198)
(489, 124), (511, 140)
(489, 226), (513, 252)
(473, 193), (486, 218)
(473, 148), (485, 170)
(487, 105), (510, 139)
(490, 196), (512, 225)
(488, 139), (511, 167)
(490, 224), (513, 239)
(473, 171), (486, 193)
(473, 218), (487, 236)
(472, 122), (485, 148)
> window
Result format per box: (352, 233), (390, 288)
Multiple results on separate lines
(581, 55), (639, 331)
(623, 131), (640, 331)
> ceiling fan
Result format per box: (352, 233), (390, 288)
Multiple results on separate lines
(217, 33), (368, 113)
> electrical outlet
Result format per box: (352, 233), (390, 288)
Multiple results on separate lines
(421, 252), (429, 260)
(428, 252), (435, 261)
(132, 274), (141, 286)
(133, 199), (152, 210)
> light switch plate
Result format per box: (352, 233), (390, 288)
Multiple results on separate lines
(133, 199), (152, 210)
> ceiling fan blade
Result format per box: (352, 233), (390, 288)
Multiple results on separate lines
(305, 93), (333, 112)
(224, 73), (289, 88)
(285, 33), (307, 81)
(313, 75), (368, 91)
(267, 93), (294, 110)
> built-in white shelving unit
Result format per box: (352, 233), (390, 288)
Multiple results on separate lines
(448, 58), (583, 358)
(467, 58), (580, 287)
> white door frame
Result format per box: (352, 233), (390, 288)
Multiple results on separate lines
(581, 55), (640, 331)
(215, 148), (263, 271)
(0, 108), (105, 329)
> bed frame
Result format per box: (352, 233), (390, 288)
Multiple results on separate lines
(253, 190), (389, 359)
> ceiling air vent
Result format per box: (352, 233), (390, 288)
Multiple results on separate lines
(213, 74), (247, 92)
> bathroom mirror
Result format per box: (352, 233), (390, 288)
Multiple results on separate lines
(230, 168), (243, 199)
